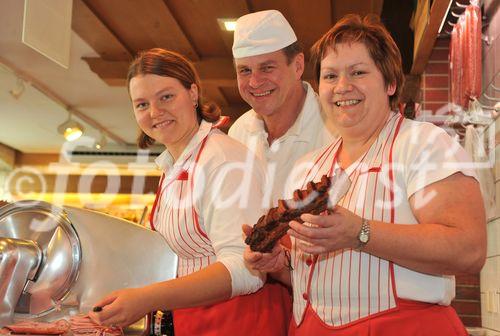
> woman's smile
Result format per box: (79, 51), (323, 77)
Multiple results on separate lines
(153, 119), (174, 129)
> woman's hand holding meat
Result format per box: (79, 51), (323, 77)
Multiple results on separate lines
(242, 224), (287, 273)
(288, 207), (362, 255)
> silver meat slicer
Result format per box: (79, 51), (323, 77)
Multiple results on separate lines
(0, 200), (177, 331)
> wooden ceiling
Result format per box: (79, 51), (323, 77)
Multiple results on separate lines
(71, 0), (442, 122)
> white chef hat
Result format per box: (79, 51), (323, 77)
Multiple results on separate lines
(232, 10), (297, 59)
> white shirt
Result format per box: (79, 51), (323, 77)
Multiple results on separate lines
(287, 113), (477, 327)
(153, 120), (266, 297)
(228, 81), (336, 208)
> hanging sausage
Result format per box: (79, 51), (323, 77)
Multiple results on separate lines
(450, 20), (463, 108)
(463, 3), (482, 101)
(449, 1), (482, 109)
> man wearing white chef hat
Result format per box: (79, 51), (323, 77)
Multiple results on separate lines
(229, 10), (336, 208)
(229, 10), (335, 333)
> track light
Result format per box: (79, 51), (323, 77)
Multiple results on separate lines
(94, 132), (107, 149)
(9, 78), (25, 100)
(217, 18), (237, 31)
(57, 113), (84, 141)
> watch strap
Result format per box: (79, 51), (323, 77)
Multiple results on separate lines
(357, 218), (370, 250)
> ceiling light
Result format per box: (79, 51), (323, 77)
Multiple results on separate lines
(57, 113), (84, 141)
(94, 133), (107, 150)
(9, 77), (26, 100)
(224, 21), (237, 31)
(217, 18), (237, 31)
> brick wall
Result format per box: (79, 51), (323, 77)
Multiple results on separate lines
(480, 0), (500, 332)
(421, 37), (452, 116)
(420, 37), (483, 328)
(453, 274), (482, 327)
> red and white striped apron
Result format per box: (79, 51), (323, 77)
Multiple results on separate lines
(150, 133), (216, 277)
(289, 114), (467, 335)
(150, 121), (291, 336)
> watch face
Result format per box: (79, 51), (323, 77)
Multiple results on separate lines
(360, 232), (369, 243)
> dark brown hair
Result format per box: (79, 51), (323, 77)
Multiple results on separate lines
(127, 48), (221, 149)
(282, 41), (303, 64)
(310, 14), (404, 109)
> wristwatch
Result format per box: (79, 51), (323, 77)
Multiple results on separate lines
(357, 218), (370, 250)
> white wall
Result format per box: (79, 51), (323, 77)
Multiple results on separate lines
(480, 0), (500, 333)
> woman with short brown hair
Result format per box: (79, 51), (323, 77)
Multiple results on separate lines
(245, 14), (485, 335)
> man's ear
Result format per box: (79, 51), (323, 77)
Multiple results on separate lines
(293, 52), (305, 80)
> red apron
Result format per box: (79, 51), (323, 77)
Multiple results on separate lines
(174, 281), (292, 336)
(290, 299), (467, 335)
